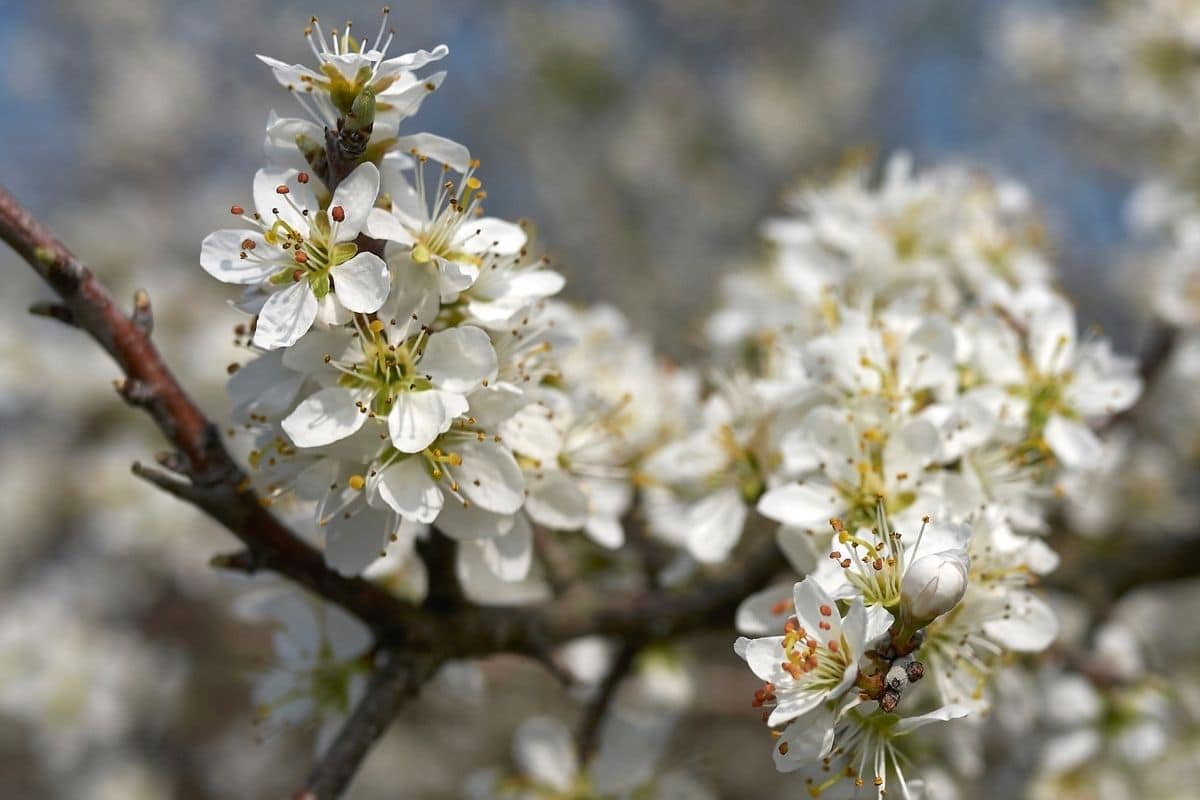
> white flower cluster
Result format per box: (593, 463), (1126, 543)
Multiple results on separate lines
(203, 16), (640, 595)
(184, 12), (1161, 796)
(998, 0), (1200, 142)
(625, 154), (1142, 795)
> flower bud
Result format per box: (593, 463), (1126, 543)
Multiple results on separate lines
(901, 551), (968, 624)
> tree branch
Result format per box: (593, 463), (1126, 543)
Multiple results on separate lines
(0, 184), (428, 646)
(576, 641), (640, 761)
(296, 651), (436, 800)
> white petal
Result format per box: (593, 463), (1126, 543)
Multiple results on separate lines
(253, 280), (319, 349)
(1029, 297), (1076, 375)
(792, 577), (842, 646)
(456, 439), (525, 514)
(479, 513), (533, 581)
(324, 509), (390, 575)
(228, 351), (304, 423)
(524, 471), (589, 530)
(736, 583), (795, 636)
(395, 132), (471, 173)
(200, 230), (281, 284)
(419, 326), (498, 393)
(457, 216), (527, 256)
(388, 389), (469, 453)
(376, 457), (444, 524)
(982, 592), (1058, 652)
(686, 487), (747, 563)
(436, 500), (514, 540)
(282, 386), (368, 447)
(254, 167), (317, 235)
(741, 636), (788, 682)
(757, 481), (843, 530)
(894, 703), (973, 734)
(333, 252), (390, 313)
(329, 162), (379, 240)
(513, 717), (577, 793)
(1044, 414), (1103, 469)
(363, 207), (416, 245)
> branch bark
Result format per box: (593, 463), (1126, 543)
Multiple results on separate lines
(0, 185), (427, 646)
(296, 651), (436, 800)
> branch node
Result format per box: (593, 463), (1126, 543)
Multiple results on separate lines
(114, 377), (157, 408)
(28, 300), (74, 326)
(131, 288), (153, 335)
(154, 449), (189, 475)
(131, 460), (207, 504)
(210, 549), (260, 573)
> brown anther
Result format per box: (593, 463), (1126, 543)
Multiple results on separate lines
(879, 690), (900, 713)
(331, 205), (346, 222)
(241, 238), (256, 250)
(275, 184), (290, 195)
(905, 660), (925, 683)
(819, 604), (833, 617)
(292, 269), (304, 282)
(294, 250), (309, 264)
(297, 172), (310, 184)
(230, 205), (244, 215)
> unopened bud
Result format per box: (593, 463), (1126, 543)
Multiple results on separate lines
(901, 551), (968, 624)
(346, 87), (376, 132)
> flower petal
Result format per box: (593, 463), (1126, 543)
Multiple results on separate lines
(456, 439), (525, 514)
(420, 326), (498, 393)
(253, 280), (319, 349)
(333, 252), (390, 313)
(376, 456), (444, 524)
(282, 386), (368, 448)
(757, 481), (843, 530)
(388, 389), (468, 453)
(201, 230), (281, 284)
(1044, 414), (1102, 469)
(479, 513), (533, 581)
(328, 162), (379, 240)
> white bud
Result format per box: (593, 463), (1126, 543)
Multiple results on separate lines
(901, 551), (968, 623)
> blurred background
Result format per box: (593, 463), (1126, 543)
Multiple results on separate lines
(0, 0), (1164, 797)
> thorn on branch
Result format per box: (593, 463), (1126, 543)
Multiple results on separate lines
(114, 377), (158, 408)
(28, 300), (75, 326)
(131, 288), (153, 335)
(131, 461), (209, 504)
(154, 450), (189, 475)
(210, 549), (260, 573)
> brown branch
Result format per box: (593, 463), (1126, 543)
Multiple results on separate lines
(446, 529), (784, 659)
(0, 181), (790, 795)
(0, 184), (427, 646)
(296, 650), (436, 800)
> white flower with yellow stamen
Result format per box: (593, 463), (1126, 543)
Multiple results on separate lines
(201, 163), (389, 349)
(366, 143), (527, 302)
(736, 576), (887, 727)
(258, 9), (447, 131)
(279, 317), (497, 454)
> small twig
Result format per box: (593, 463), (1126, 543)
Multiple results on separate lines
(131, 461), (211, 505)
(28, 300), (74, 326)
(209, 549), (259, 573)
(417, 528), (461, 612)
(297, 650), (436, 800)
(576, 642), (640, 761)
